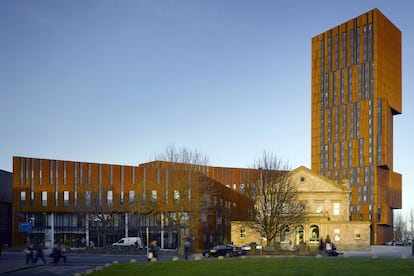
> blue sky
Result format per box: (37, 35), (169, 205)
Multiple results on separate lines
(1, 1), (413, 215)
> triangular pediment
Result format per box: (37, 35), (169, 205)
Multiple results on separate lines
(288, 166), (350, 194)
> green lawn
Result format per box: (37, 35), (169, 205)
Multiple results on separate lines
(90, 256), (414, 276)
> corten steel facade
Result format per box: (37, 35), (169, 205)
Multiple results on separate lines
(12, 156), (255, 250)
(311, 8), (402, 245)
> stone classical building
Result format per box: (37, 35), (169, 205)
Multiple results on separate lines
(232, 166), (370, 251)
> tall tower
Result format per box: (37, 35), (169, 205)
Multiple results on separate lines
(311, 8), (402, 245)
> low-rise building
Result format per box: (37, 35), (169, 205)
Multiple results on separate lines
(231, 166), (370, 251)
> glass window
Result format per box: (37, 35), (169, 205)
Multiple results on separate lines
(87, 163), (91, 184)
(151, 190), (157, 203)
(42, 191), (47, 207)
(20, 191), (26, 206)
(107, 190), (113, 206)
(240, 183), (245, 194)
(173, 190), (180, 202)
(63, 161), (66, 185)
(49, 160), (53, 185)
(333, 202), (340, 215)
(333, 71), (337, 106)
(79, 163), (83, 184)
(39, 160), (42, 185)
(328, 37), (332, 72)
(310, 225), (320, 241)
(350, 29), (354, 65)
(356, 27), (360, 64)
(129, 190), (135, 204)
(315, 201), (323, 213)
(342, 32), (347, 67)
(335, 34), (339, 70)
(240, 228), (246, 238)
(110, 165), (113, 185)
(85, 191), (91, 206)
(64, 191), (69, 206)
(281, 226), (290, 242)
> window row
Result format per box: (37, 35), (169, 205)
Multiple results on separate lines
(19, 159), (139, 186)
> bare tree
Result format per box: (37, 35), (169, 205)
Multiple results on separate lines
(151, 144), (214, 248)
(72, 186), (120, 247)
(248, 151), (307, 246)
(409, 208), (414, 241)
(153, 144), (209, 165)
(394, 211), (406, 241)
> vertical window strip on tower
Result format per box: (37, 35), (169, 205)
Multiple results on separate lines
(348, 67), (353, 103)
(328, 109), (332, 144)
(342, 105), (347, 140)
(356, 27), (360, 64)
(358, 65), (362, 101)
(328, 37), (332, 72)
(350, 29), (354, 65)
(335, 106), (339, 142)
(340, 69), (344, 105)
(333, 72), (337, 106)
(377, 99), (382, 163)
(335, 34), (339, 70)
(343, 32), (347, 68)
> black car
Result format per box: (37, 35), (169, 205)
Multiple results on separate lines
(202, 244), (243, 258)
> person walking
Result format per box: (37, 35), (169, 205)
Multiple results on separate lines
(25, 243), (34, 265)
(184, 238), (191, 260)
(33, 242), (47, 265)
(148, 240), (159, 261)
(51, 244), (61, 266)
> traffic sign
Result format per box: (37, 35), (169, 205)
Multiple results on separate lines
(18, 222), (32, 232)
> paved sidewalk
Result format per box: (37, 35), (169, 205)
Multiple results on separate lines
(0, 251), (45, 275)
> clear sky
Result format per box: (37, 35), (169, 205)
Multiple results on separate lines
(1, 1), (413, 215)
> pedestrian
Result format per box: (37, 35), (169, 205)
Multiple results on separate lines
(59, 244), (67, 263)
(51, 244), (61, 265)
(148, 240), (159, 261)
(25, 242), (34, 265)
(33, 242), (47, 265)
(184, 238), (191, 260)
(325, 235), (333, 254)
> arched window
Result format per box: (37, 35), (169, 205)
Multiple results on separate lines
(297, 225), (304, 244)
(281, 226), (290, 242)
(310, 225), (319, 242)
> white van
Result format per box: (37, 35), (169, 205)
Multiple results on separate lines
(112, 237), (143, 249)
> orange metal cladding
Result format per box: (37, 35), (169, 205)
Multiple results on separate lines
(311, 8), (402, 244)
(12, 156), (256, 248)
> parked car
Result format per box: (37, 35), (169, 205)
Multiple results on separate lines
(112, 237), (143, 249)
(203, 244), (243, 257)
(394, 240), (405, 246)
